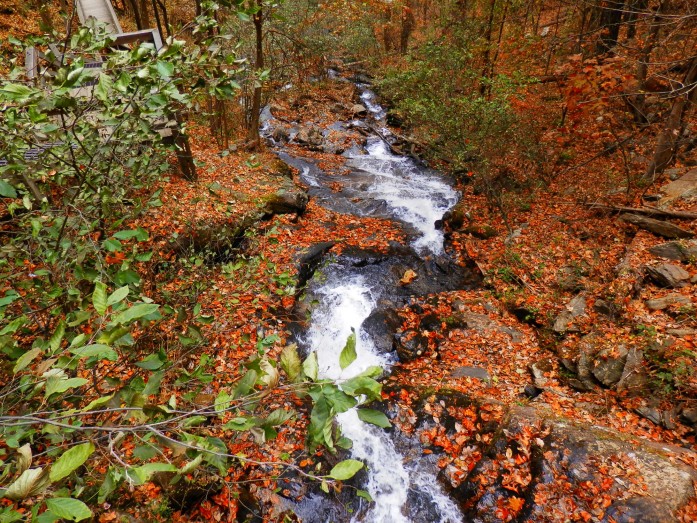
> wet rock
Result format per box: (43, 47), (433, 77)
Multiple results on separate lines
(523, 383), (543, 399)
(649, 240), (697, 262)
(667, 328), (697, 337)
(386, 110), (404, 127)
(593, 298), (619, 317)
(451, 366), (490, 381)
(645, 263), (690, 288)
(529, 357), (554, 388)
(395, 329), (428, 362)
(350, 104), (368, 117)
(462, 223), (497, 239)
(553, 294), (586, 333)
(557, 265), (584, 291)
(635, 406), (679, 430)
(438, 200), (469, 231)
(616, 347), (647, 393)
(295, 126), (324, 148)
(453, 406), (697, 522)
(681, 407), (697, 426)
(264, 181), (309, 216)
(419, 313), (442, 332)
(360, 308), (402, 355)
(645, 293), (691, 310)
(511, 306), (542, 326)
(271, 126), (290, 143)
(591, 346), (628, 387)
(296, 242), (336, 289)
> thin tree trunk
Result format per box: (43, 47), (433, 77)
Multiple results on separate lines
(479, 0), (497, 96)
(126, 0), (143, 30)
(627, 6), (661, 123)
(139, 0), (150, 28)
(247, 0), (264, 149)
(595, 0), (625, 55)
(643, 57), (697, 182)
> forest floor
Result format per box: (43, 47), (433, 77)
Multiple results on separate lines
(131, 71), (697, 520)
(1, 2), (696, 518)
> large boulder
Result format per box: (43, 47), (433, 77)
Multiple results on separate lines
(451, 406), (697, 522)
(649, 240), (697, 262)
(645, 263), (690, 288)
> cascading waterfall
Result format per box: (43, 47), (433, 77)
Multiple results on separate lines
(346, 138), (458, 255)
(301, 88), (464, 523)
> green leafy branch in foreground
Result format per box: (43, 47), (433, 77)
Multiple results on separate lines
(1, 326), (387, 521)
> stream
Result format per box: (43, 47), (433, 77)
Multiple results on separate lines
(267, 85), (465, 522)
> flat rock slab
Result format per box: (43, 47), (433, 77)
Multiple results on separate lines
(451, 366), (490, 381)
(645, 293), (692, 310)
(453, 406), (697, 522)
(621, 213), (694, 239)
(649, 240), (697, 261)
(659, 168), (697, 207)
(646, 263), (691, 288)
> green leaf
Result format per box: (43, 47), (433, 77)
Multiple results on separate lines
(94, 73), (113, 102)
(135, 352), (165, 370)
(0, 83), (34, 102)
(70, 344), (118, 361)
(341, 376), (382, 401)
(357, 489), (374, 502)
(103, 238), (122, 252)
(92, 281), (108, 316)
(127, 463), (177, 485)
(214, 389), (232, 414)
(49, 442), (94, 482)
(182, 415), (207, 428)
(112, 228), (149, 241)
(2, 467), (50, 500)
(106, 286), (129, 306)
(324, 386), (357, 414)
(155, 61), (174, 79)
(45, 377), (88, 398)
(13, 348), (41, 374)
(308, 396), (332, 449)
(264, 408), (295, 427)
(0, 179), (17, 198)
(45, 498), (92, 521)
(232, 369), (258, 399)
(82, 394), (114, 412)
(223, 417), (259, 431)
(328, 459), (364, 481)
(142, 371), (164, 396)
(113, 303), (159, 325)
(339, 329), (357, 370)
(280, 344), (302, 381)
(303, 351), (318, 381)
(49, 321), (65, 353)
(357, 409), (391, 429)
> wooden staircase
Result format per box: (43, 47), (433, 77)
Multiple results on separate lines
(20, 0), (196, 180)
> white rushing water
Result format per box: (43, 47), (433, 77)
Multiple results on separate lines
(301, 86), (463, 522)
(347, 138), (458, 255)
(304, 273), (463, 523)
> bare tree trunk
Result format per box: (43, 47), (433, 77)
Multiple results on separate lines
(247, 0), (264, 149)
(627, 5), (661, 123)
(479, 0), (497, 96)
(625, 0), (647, 39)
(399, 2), (416, 55)
(643, 57), (697, 182)
(595, 0), (625, 55)
(139, 0), (151, 28)
(126, 0), (143, 30)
